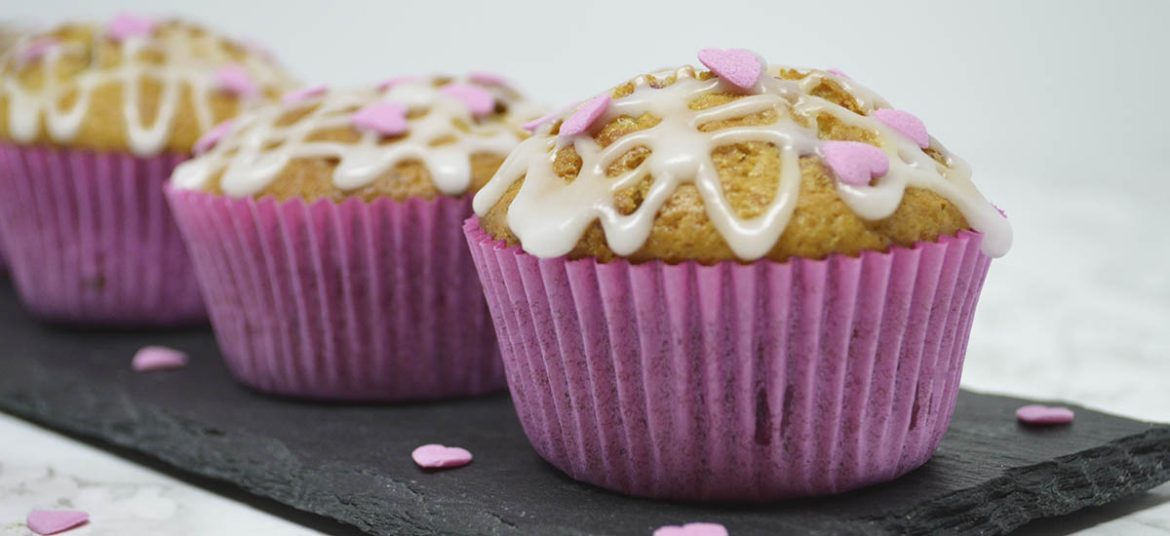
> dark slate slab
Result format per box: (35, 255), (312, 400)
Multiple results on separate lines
(0, 280), (1167, 536)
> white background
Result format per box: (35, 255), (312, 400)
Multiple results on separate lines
(3, 1), (1170, 534)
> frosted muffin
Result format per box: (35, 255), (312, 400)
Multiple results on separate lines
(0, 14), (294, 326)
(167, 75), (534, 400)
(465, 49), (1011, 501)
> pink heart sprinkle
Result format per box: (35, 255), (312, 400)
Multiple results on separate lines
(27, 510), (88, 535)
(874, 108), (930, 148)
(559, 94), (610, 138)
(194, 119), (235, 155)
(522, 106), (570, 133)
(468, 71), (508, 86)
(1017, 405), (1075, 426)
(132, 346), (189, 372)
(654, 522), (729, 536)
(377, 76), (421, 92)
(352, 102), (409, 136)
(17, 38), (58, 65)
(698, 48), (763, 91)
(821, 141), (889, 186)
(215, 64), (259, 98)
(282, 84), (328, 106)
(440, 83), (495, 118)
(412, 444), (473, 469)
(828, 68), (850, 79)
(106, 13), (157, 42)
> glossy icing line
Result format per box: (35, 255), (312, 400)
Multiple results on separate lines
(1, 18), (289, 156)
(171, 76), (527, 197)
(473, 52), (1012, 260)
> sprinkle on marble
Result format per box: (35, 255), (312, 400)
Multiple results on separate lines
(132, 346), (189, 372)
(377, 76), (421, 92)
(106, 13), (157, 42)
(653, 522), (729, 536)
(26, 510), (89, 535)
(1017, 405), (1075, 426)
(558, 94), (610, 138)
(194, 119), (235, 155)
(16, 38), (58, 66)
(282, 84), (328, 106)
(697, 48), (763, 91)
(215, 64), (260, 98)
(412, 443), (473, 469)
(821, 141), (889, 186)
(874, 108), (930, 148)
(469, 71), (508, 86)
(440, 83), (495, 118)
(351, 101), (409, 136)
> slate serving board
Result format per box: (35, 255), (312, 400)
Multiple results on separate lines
(0, 281), (1167, 536)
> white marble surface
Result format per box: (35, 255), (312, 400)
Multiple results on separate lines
(0, 413), (319, 536)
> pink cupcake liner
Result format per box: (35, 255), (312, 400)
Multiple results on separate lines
(0, 144), (204, 326)
(166, 188), (505, 401)
(465, 218), (992, 502)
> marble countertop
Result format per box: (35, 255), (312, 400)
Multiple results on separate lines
(1, 178), (1167, 535)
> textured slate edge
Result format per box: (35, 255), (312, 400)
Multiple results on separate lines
(5, 368), (1170, 536)
(876, 427), (1170, 535)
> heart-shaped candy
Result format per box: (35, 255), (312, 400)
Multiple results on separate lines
(106, 13), (156, 42)
(412, 444), (473, 469)
(194, 119), (235, 155)
(352, 102), (409, 137)
(698, 48), (763, 91)
(874, 108), (929, 148)
(559, 94), (610, 138)
(17, 38), (58, 66)
(282, 84), (328, 106)
(27, 510), (89, 535)
(441, 83), (495, 118)
(133, 346), (189, 372)
(821, 141), (889, 186)
(1016, 405), (1075, 426)
(654, 522), (729, 536)
(215, 64), (259, 98)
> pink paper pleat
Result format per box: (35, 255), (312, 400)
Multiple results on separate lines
(167, 188), (505, 401)
(465, 218), (992, 502)
(0, 144), (204, 326)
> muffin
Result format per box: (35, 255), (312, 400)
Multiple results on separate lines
(0, 22), (21, 273)
(0, 14), (294, 325)
(167, 75), (535, 400)
(465, 48), (1012, 501)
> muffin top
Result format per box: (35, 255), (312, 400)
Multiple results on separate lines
(474, 49), (1012, 264)
(170, 75), (538, 202)
(0, 14), (295, 156)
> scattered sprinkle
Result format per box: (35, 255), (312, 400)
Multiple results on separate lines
(351, 102), (409, 136)
(654, 522), (729, 536)
(697, 48), (763, 91)
(1017, 405), (1075, 426)
(27, 510), (88, 535)
(282, 84), (328, 106)
(215, 64), (259, 98)
(132, 346), (189, 372)
(468, 71), (508, 87)
(194, 120), (235, 155)
(874, 108), (930, 148)
(440, 83), (495, 118)
(412, 443), (473, 469)
(558, 94), (610, 138)
(106, 13), (157, 42)
(821, 141), (889, 186)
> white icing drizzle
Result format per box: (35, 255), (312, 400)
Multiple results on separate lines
(171, 76), (529, 197)
(1, 24), (292, 156)
(473, 65), (1013, 259)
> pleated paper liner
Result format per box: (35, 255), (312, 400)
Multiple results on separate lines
(166, 188), (505, 401)
(465, 218), (992, 502)
(0, 144), (204, 327)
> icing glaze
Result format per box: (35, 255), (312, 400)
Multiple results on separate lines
(172, 75), (532, 198)
(0, 17), (293, 156)
(473, 52), (1013, 260)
